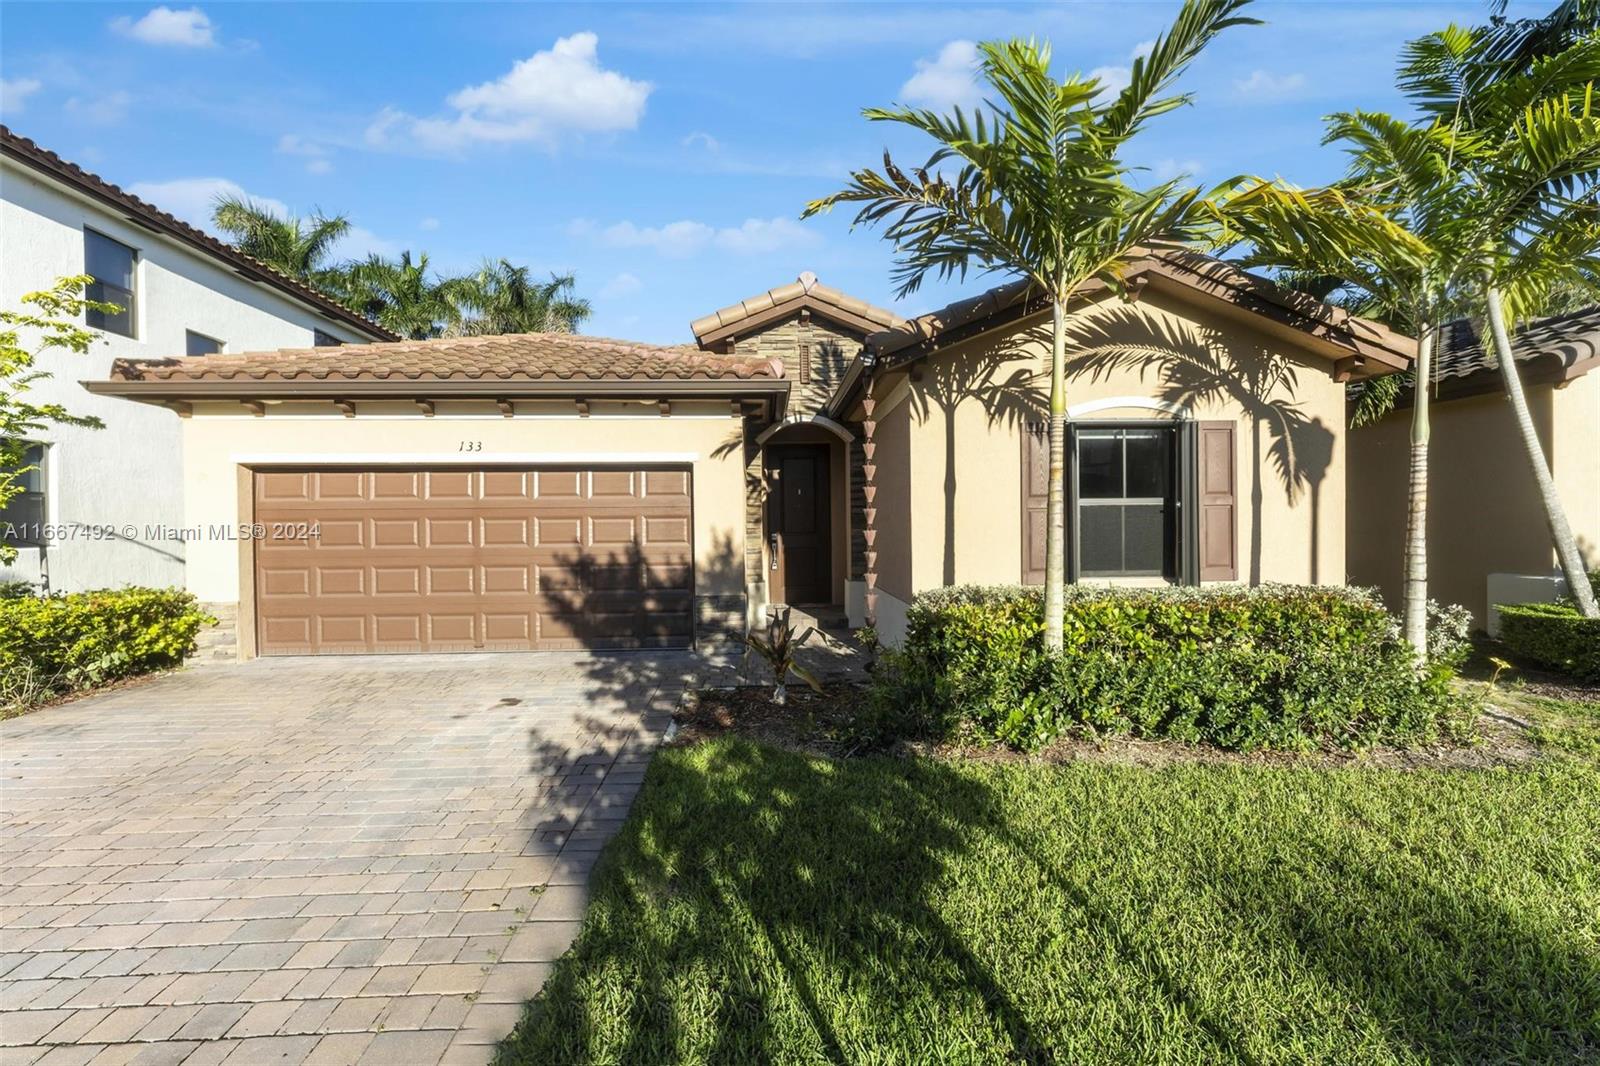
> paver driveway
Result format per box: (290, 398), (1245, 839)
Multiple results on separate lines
(0, 652), (697, 1065)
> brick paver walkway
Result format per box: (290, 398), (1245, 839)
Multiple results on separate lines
(0, 652), (696, 1065)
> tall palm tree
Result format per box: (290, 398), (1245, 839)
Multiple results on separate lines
(210, 196), (350, 283)
(451, 261), (592, 336)
(1402, 10), (1600, 618)
(804, 0), (1260, 650)
(338, 252), (468, 340)
(1216, 130), (1456, 656)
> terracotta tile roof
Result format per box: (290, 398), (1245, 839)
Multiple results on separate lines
(2, 125), (399, 342)
(690, 272), (907, 344)
(1435, 305), (1599, 383)
(107, 332), (784, 383)
(868, 250), (1416, 372)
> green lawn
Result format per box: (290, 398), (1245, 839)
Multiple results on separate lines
(498, 733), (1599, 1065)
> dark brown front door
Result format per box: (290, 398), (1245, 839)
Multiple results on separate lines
(252, 466), (694, 654)
(768, 444), (831, 604)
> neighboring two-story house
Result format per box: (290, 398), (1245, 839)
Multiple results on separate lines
(0, 127), (395, 592)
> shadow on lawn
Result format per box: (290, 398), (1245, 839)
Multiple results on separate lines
(499, 659), (1598, 1063)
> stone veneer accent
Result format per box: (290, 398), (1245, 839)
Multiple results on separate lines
(190, 601), (239, 662)
(731, 315), (866, 419)
(695, 593), (748, 644)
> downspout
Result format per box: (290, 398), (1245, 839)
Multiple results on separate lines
(859, 347), (879, 631)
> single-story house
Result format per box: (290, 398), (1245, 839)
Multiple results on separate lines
(1348, 305), (1599, 629)
(89, 253), (1413, 656)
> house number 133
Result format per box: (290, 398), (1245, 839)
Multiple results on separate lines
(458, 441), (483, 452)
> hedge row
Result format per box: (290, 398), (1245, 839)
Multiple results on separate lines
(1497, 602), (1600, 682)
(862, 584), (1467, 752)
(0, 587), (211, 712)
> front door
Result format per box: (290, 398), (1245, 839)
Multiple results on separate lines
(768, 444), (832, 604)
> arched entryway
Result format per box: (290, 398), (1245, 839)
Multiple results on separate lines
(757, 418), (853, 609)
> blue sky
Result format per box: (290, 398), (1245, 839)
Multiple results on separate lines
(0, 1), (1540, 344)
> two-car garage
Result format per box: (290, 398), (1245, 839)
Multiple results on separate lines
(251, 465), (696, 654)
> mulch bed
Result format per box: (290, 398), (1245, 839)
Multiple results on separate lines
(671, 680), (1544, 771)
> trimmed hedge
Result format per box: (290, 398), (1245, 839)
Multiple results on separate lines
(0, 587), (211, 709)
(1497, 602), (1600, 682)
(863, 584), (1465, 752)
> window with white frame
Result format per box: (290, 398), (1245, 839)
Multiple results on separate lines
(84, 229), (137, 337)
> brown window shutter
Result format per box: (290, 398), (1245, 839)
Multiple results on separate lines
(1020, 421), (1048, 585)
(1197, 421), (1237, 582)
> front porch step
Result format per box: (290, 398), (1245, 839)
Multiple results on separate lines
(767, 603), (850, 634)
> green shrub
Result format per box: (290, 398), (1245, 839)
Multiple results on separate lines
(867, 584), (1463, 753)
(0, 587), (212, 712)
(1496, 601), (1600, 682)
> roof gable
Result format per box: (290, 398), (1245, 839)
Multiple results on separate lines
(690, 272), (906, 348)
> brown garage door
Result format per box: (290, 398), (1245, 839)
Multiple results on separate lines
(252, 467), (694, 655)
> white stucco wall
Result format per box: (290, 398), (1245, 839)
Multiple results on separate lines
(0, 158), (376, 591)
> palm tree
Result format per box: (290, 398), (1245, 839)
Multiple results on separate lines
(338, 252), (468, 340)
(210, 196), (350, 283)
(451, 261), (592, 336)
(1215, 136), (1454, 656)
(1401, 9), (1600, 618)
(803, 0), (1260, 650)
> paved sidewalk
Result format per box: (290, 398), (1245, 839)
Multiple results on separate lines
(0, 652), (696, 1065)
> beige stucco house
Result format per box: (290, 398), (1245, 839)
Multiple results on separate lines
(90, 253), (1412, 656)
(1348, 307), (1600, 629)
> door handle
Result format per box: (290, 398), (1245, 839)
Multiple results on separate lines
(770, 532), (780, 571)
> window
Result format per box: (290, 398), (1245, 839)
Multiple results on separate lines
(1, 443), (47, 547)
(185, 330), (223, 357)
(313, 329), (343, 347)
(1075, 426), (1177, 578)
(84, 230), (137, 337)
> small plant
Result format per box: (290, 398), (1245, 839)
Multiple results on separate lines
(742, 607), (823, 706)
(1424, 600), (1473, 668)
(855, 624), (881, 673)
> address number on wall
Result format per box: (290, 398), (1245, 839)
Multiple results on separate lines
(458, 441), (483, 452)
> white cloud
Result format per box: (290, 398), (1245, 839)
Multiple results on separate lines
(328, 226), (401, 263)
(1151, 158), (1204, 182)
(127, 177), (288, 229)
(277, 135), (333, 175)
(900, 40), (981, 112)
(1089, 39), (1159, 99)
(365, 32), (651, 152)
(64, 91), (133, 125)
(109, 6), (216, 48)
(1234, 70), (1307, 96)
(572, 216), (820, 258)
(419, 217), (440, 231)
(275, 133), (325, 157)
(599, 272), (642, 299)
(714, 217), (820, 255)
(681, 130), (720, 152)
(0, 77), (42, 114)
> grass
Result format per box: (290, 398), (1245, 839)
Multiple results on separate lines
(498, 738), (1600, 1064)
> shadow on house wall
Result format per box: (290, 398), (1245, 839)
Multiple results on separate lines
(907, 347), (1047, 586)
(1065, 304), (1335, 584)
